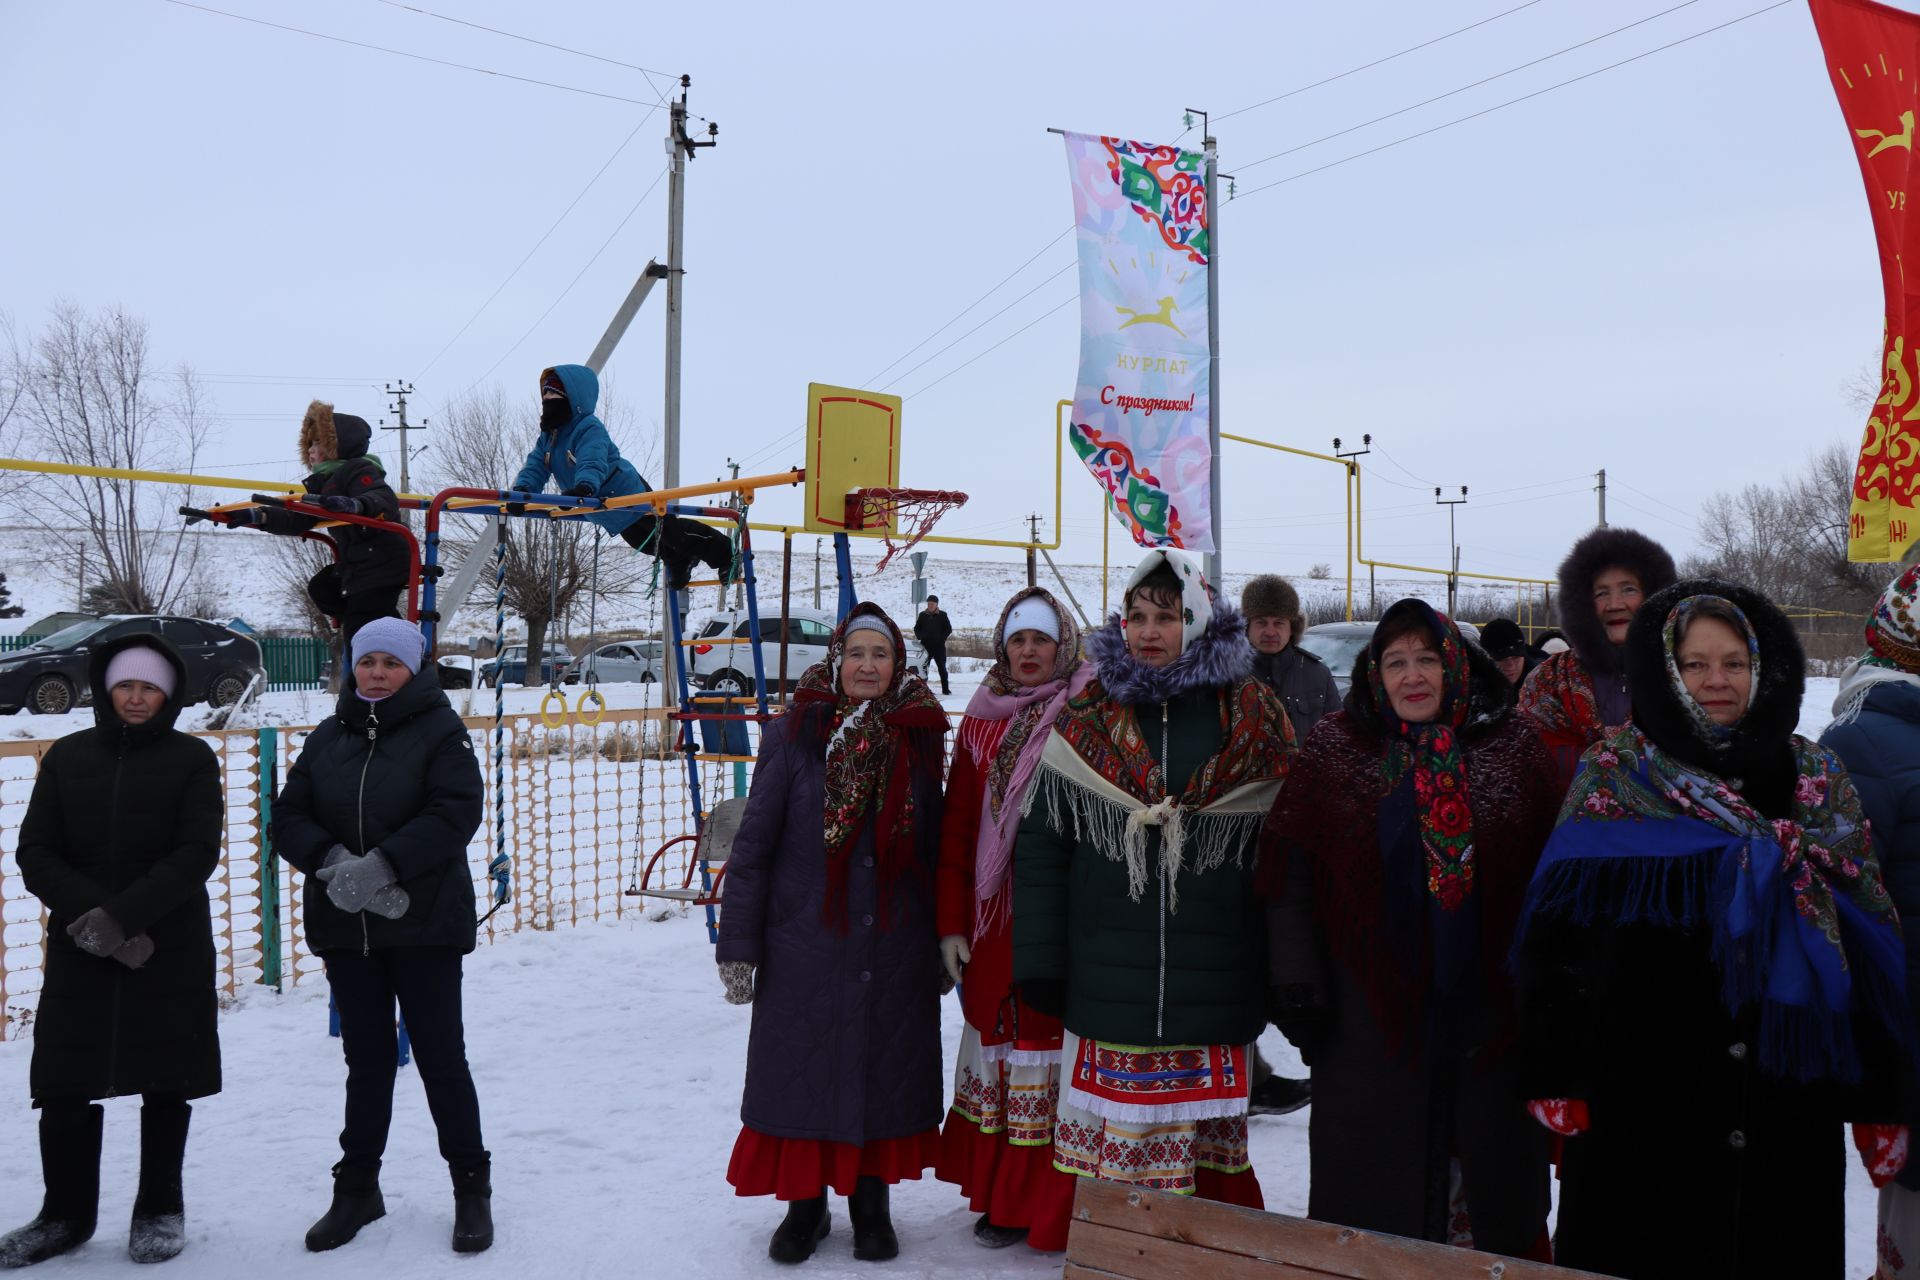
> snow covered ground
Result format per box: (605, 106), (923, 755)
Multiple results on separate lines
(0, 912), (1883, 1277)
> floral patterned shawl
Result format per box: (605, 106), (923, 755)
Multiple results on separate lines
(1518, 723), (1912, 1084)
(791, 603), (949, 929)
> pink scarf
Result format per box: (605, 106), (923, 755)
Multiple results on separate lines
(961, 588), (1089, 925)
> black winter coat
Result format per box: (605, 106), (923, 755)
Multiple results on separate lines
(1517, 578), (1913, 1280)
(913, 609), (952, 653)
(715, 711), (947, 1146)
(1263, 644), (1554, 1256)
(17, 635), (223, 1102)
(1251, 645), (1340, 739)
(261, 412), (407, 596)
(273, 668), (484, 955)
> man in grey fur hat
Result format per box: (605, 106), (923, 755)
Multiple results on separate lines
(1241, 573), (1332, 1117)
(1243, 574), (1340, 739)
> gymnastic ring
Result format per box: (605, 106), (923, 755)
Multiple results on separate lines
(540, 689), (570, 728)
(575, 688), (607, 725)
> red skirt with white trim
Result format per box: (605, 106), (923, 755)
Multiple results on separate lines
(726, 1125), (941, 1201)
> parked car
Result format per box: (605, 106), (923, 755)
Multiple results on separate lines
(479, 642), (572, 689)
(0, 615), (265, 716)
(564, 641), (662, 686)
(1296, 620), (1377, 698)
(689, 607), (837, 696)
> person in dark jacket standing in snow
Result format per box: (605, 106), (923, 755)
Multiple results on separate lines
(913, 595), (954, 696)
(1014, 549), (1295, 1210)
(227, 400), (410, 650)
(272, 617), (492, 1256)
(511, 364), (734, 588)
(1515, 580), (1919, 1280)
(1517, 527), (1677, 793)
(1261, 599), (1556, 1260)
(1821, 557), (1920, 1279)
(2, 634), (222, 1267)
(1242, 574), (1339, 740)
(717, 602), (949, 1265)
(1237, 573), (1331, 1119)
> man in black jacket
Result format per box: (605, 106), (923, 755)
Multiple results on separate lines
(229, 401), (411, 650)
(1240, 573), (1330, 1118)
(913, 595), (953, 695)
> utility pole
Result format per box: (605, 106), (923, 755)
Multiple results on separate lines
(1334, 434), (1372, 622)
(1026, 512), (1042, 588)
(812, 539), (822, 610)
(663, 75), (718, 491)
(1187, 106), (1225, 587)
(382, 380), (426, 500)
(1595, 468), (1608, 528)
(1436, 486), (1468, 615)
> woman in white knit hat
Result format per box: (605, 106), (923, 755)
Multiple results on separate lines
(4, 635), (222, 1267)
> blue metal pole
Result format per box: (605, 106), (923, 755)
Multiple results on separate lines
(833, 533), (857, 622)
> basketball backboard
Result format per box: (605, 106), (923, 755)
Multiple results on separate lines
(803, 383), (901, 536)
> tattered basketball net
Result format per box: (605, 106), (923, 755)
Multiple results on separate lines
(845, 487), (968, 574)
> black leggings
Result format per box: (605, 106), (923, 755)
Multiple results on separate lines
(324, 948), (486, 1172)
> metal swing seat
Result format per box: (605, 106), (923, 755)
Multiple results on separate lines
(630, 794), (747, 906)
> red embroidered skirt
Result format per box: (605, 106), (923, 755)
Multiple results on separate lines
(727, 1125), (941, 1201)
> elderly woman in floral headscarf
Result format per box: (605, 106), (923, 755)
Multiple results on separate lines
(715, 602), (950, 1265)
(1013, 549), (1294, 1209)
(933, 587), (1089, 1252)
(1261, 597), (1557, 1260)
(1825, 558), (1920, 1278)
(1516, 579), (1919, 1280)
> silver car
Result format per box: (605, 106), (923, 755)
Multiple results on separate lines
(565, 641), (663, 686)
(689, 608), (837, 696)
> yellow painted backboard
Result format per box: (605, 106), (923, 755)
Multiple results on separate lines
(803, 383), (902, 535)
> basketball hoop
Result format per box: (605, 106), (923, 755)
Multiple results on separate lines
(845, 487), (968, 574)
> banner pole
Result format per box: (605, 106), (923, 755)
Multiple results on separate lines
(1203, 120), (1224, 585)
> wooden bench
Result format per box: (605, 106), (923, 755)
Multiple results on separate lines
(1064, 1178), (1604, 1279)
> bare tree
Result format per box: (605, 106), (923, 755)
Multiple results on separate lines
(7, 304), (210, 612)
(426, 385), (655, 680)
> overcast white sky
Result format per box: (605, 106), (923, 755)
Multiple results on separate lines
(0, 0), (1887, 594)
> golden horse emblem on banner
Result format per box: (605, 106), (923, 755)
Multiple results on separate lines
(1114, 297), (1186, 338)
(1857, 109), (1916, 157)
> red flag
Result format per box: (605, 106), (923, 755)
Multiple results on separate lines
(1811, 0), (1920, 561)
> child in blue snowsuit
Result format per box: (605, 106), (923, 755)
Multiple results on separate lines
(511, 364), (734, 587)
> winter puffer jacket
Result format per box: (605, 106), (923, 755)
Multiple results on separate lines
(272, 666), (485, 955)
(17, 634), (223, 1102)
(1251, 644), (1340, 739)
(260, 403), (408, 595)
(1822, 673), (1920, 1191)
(715, 710), (947, 1145)
(510, 363), (651, 540)
(1013, 603), (1282, 1049)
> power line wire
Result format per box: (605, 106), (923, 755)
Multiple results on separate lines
(1612, 478), (1697, 519)
(1213, 0), (1553, 128)
(881, 263), (1076, 392)
(1238, 0), (1702, 173)
(466, 164), (671, 391)
(903, 295), (1077, 401)
(417, 115), (658, 378)
(865, 228), (1073, 386)
(373, 0), (675, 81)
(1233, 0), (1793, 201)
(159, 0), (663, 107)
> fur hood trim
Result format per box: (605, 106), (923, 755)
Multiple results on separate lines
(1084, 601), (1254, 704)
(1627, 577), (1804, 804)
(298, 400), (371, 464)
(1556, 526), (1678, 674)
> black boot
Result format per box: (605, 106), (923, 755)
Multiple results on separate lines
(129, 1101), (191, 1264)
(767, 1197), (829, 1265)
(450, 1160), (493, 1254)
(972, 1212), (1027, 1249)
(303, 1161), (385, 1252)
(847, 1176), (898, 1262)
(0, 1102), (102, 1269)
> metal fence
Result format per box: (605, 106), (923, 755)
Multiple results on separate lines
(0, 708), (728, 1040)
(259, 635), (330, 692)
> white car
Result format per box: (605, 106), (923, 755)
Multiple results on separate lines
(688, 607), (837, 696)
(565, 641), (663, 686)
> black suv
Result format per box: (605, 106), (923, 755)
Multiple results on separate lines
(0, 616), (265, 715)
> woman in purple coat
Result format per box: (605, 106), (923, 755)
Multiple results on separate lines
(716, 603), (950, 1265)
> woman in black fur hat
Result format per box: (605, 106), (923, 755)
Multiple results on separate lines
(1514, 579), (1918, 1280)
(1517, 527), (1677, 792)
